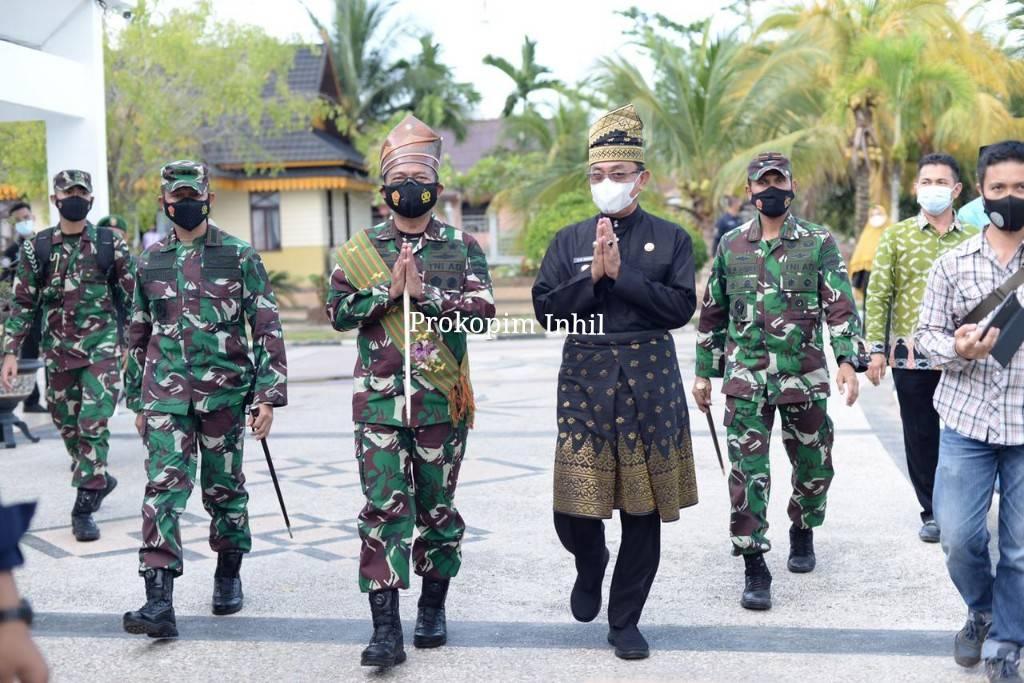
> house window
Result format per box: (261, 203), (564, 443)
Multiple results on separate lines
(461, 204), (488, 233)
(250, 192), (281, 251)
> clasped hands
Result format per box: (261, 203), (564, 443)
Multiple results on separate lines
(590, 217), (621, 283)
(388, 243), (424, 301)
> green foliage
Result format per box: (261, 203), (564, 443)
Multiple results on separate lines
(454, 152), (542, 206)
(388, 34), (480, 139)
(522, 188), (707, 271)
(483, 36), (563, 117)
(105, 0), (310, 231)
(0, 122), (47, 206)
(267, 270), (301, 307)
(307, 273), (329, 311)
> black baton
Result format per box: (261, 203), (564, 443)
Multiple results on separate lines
(706, 410), (727, 476)
(251, 407), (293, 539)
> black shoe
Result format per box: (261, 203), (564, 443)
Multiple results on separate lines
(71, 488), (102, 542)
(414, 577), (449, 648)
(123, 568), (178, 638)
(919, 519), (941, 544)
(571, 546), (610, 622)
(956, 610), (993, 667)
(22, 403), (48, 413)
(361, 589), (406, 668)
(788, 525), (816, 573)
(212, 551), (244, 616)
(741, 552), (772, 611)
(92, 475), (117, 512)
(985, 646), (1022, 682)
(607, 624), (650, 660)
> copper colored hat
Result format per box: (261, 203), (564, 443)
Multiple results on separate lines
(380, 114), (443, 177)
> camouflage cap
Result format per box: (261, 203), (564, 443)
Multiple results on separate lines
(53, 170), (93, 193)
(96, 214), (128, 230)
(747, 152), (792, 181)
(160, 160), (209, 193)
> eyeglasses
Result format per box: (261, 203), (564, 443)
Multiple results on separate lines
(587, 170), (641, 185)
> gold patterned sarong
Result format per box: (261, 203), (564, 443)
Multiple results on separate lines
(552, 331), (698, 521)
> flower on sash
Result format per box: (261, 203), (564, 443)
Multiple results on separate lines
(410, 331), (443, 373)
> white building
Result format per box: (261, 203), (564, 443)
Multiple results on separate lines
(0, 0), (112, 223)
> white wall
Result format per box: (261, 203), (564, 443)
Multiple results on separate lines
(0, 2), (108, 222)
(346, 191), (374, 237)
(280, 190), (325, 247)
(211, 190), (251, 242)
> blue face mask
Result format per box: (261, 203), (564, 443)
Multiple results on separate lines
(917, 185), (954, 216)
(14, 220), (33, 238)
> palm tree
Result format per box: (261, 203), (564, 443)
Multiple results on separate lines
(483, 36), (563, 117)
(303, 0), (404, 136)
(389, 34), (481, 140)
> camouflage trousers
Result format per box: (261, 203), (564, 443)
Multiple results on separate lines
(138, 403), (250, 576)
(724, 396), (834, 555)
(355, 421), (467, 592)
(47, 357), (121, 490)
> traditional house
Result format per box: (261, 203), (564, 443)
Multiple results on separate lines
(438, 119), (524, 265)
(201, 46), (375, 304)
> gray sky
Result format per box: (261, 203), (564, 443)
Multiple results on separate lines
(154, 0), (1015, 119)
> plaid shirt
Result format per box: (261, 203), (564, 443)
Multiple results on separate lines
(914, 230), (1024, 445)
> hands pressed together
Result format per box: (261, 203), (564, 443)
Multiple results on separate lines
(590, 217), (621, 283)
(388, 243), (424, 301)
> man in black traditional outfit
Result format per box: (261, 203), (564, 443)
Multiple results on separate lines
(531, 104), (699, 660)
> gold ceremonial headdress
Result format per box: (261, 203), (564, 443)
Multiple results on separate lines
(588, 104), (644, 165)
(380, 114), (443, 177)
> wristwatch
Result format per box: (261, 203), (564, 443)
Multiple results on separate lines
(0, 599), (33, 627)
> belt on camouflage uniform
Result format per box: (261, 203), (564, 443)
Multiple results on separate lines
(335, 230), (475, 428)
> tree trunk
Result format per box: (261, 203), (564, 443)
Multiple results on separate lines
(854, 159), (871, 235)
(890, 161), (902, 223)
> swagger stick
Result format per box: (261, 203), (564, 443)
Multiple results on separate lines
(706, 410), (727, 476)
(403, 288), (412, 424)
(251, 407), (293, 538)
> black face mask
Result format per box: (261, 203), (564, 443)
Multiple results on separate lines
(56, 196), (92, 222)
(383, 178), (439, 219)
(751, 186), (795, 218)
(984, 194), (1024, 233)
(164, 197), (210, 231)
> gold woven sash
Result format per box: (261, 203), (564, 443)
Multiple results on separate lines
(336, 230), (474, 427)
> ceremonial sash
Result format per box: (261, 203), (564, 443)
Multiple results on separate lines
(335, 230), (475, 427)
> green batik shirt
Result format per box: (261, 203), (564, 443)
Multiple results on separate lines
(696, 214), (863, 404)
(2, 223), (135, 373)
(327, 218), (496, 427)
(864, 213), (978, 369)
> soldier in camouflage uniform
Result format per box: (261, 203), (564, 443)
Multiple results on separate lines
(1, 170), (135, 542)
(121, 160), (288, 639)
(327, 114), (495, 668)
(692, 152), (864, 611)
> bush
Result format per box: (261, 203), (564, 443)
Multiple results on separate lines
(523, 189), (708, 272)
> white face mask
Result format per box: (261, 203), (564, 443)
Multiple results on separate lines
(14, 220), (34, 238)
(591, 177), (639, 215)
(917, 185), (954, 216)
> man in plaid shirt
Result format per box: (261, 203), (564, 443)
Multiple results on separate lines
(915, 140), (1024, 683)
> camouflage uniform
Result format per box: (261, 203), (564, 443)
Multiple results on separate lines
(327, 217), (495, 591)
(696, 213), (863, 555)
(2, 170), (135, 491)
(126, 161), (288, 576)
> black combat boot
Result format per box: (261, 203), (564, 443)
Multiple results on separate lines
(741, 552), (772, 611)
(788, 525), (816, 573)
(123, 568), (178, 638)
(92, 474), (117, 512)
(608, 624), (650, 660)
(71, 489), (101, 542)
(212, 551), (244, 616)
(361, 589), (406, 668)
(414, 577), (449, 648)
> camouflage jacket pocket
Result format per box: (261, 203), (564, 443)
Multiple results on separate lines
(726, 267), (757, 323)
(781, 271), (819, 320)
(199, 281), (242, 327)
(143, 274), (177, 324)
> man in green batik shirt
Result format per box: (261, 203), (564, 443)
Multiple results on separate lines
(865, 153), (978, 544)
(693, 151), (864, 612)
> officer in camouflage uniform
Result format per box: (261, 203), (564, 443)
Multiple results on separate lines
(328, 114), (495, 668)
(1, 170), (135, 542)
(693, 152), (864, 611)
(122, 160), (288, 639)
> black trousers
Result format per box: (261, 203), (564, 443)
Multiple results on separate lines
(891, 368), (942, 521)
(553, 510), (660, 629)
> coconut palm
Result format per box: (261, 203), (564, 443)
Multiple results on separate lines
(483, 36), (563, 117)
